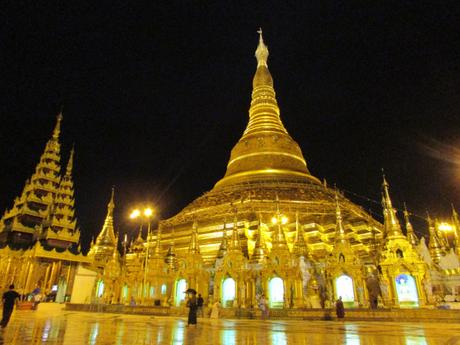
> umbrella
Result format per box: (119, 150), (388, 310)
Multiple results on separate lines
(185, 288), (197, 295)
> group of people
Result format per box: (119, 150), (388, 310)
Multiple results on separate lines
(185, 292), (222, 327)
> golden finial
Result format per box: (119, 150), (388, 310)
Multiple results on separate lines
(66, 144), (75, 175)
(53, 112), (63, 140)
(255, 28), (269, 67)
(335, 190), (346, 243)
(105, 186), (115, 219)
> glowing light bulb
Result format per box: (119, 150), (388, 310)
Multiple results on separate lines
(144, 208), (153, 217)
(438, 222), (453, 231)
(130, 209), (140, 219)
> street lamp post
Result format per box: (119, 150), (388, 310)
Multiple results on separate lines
(130, 207), (154, 305)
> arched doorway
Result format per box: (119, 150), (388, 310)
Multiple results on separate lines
(122, 285), (129, 303)
(395, 274), (419, 307)
(96, 280), (104, 299)
(335, 275), (355, 303)
(222, 277), (236, 307)
(268, 277), (284, 308)
(175, 279), (187, 306)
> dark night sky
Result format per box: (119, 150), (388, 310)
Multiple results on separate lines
(1, 2), (459, 249)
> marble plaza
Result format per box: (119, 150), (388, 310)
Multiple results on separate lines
(0, 304), (459, 344)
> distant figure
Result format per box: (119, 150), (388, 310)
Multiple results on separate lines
(366, 275), (381, 309)
(210, 300), (221, 319)
(129, 296), (136, 306)
(259, 294), (269, 319)
(196, 294), (204, 317)
(1, 284), (20, 328)
(186, 294), (198, 327)
(32, 293), (42, 311)
(335, 296), (345, 319)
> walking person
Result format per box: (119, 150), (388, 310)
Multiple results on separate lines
(210, 299), (221, 319)
(335, 296), (345, 319)
(32, 292), (42, 311)
(196, 294), (204, 317)
(1, 284), (20, 328)
(259, 294), (269, 320)
(186, 290), (198, 327)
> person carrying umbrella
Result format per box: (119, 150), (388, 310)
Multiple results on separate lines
(185, 288), (198, 327)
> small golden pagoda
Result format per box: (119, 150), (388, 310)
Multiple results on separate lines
(325, 192), (366, 307)
(0, 115), (89, 300)
(88, 188), (118, 267)
(378, 177), (429, 307)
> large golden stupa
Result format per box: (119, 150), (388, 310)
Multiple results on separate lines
(161, 32), (383, 265)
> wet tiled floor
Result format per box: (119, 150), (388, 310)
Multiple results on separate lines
(1, 305), (459, 344)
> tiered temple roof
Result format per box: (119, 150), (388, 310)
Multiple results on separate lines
(0, 114), (80, 250)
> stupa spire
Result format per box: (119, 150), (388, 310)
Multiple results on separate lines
(153, 223), (162, 257)
(427, 212), (444, 264)
(452, 204), (460, 254)
(66, 145), (74, 175)
(229, 212), (242, 251)
(53, 112), (63, 140)
(251, 214), (267, 264)
(215, 30), (317, 188)
(165, 238), (177, 270)
(217, 220), (228, 258)
(189, 220), (200, 254)
(381, 175), (404, 239)
(293, 211), (309, 257)
(271, 197), (289, 250)
(255, 28), (269, 67)
(403, 203), (418, 247)
(95, 187), (117, 247)
(88, 187), (118, 264)
(334, 192), (347, 244)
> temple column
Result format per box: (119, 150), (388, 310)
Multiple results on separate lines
(293, 279), (304, 308)
(43, 265), (51, 292)
(24, 261), (35, 293)
(4, 258), (12, 289)
(415, 274), (426, 306)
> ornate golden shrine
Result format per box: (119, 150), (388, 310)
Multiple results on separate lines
(0, 115), (89, 300)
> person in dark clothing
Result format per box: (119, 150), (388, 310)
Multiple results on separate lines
(1, 284), (20, 328)
(186, 294), (198, 327)
(196, 294), (204, 317)
(335, 296), (345, 319)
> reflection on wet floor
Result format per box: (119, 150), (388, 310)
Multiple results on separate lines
(0, 307), (458, 345)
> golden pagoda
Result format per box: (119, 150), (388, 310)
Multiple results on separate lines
(0, 114), (89, 300)
(325, 192), (366, 307)
(378, 176), (429, 307)
(88, 187), (118, 267)
(157, 31), (384, 309)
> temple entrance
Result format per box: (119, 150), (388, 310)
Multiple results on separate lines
(122, 285), (129, 303)
(268, 277), (284, 308)
(395, 274), (419, 307)
(96, 280), (104, 299)
(175, 279), (186, 306)
(335, 275), (355, 305)
(56, 278), (67, 303)
(222, 277), (236, 307)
